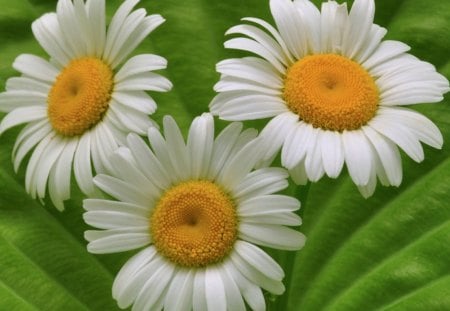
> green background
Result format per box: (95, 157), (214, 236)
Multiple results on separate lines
(0, 0), (449, 310)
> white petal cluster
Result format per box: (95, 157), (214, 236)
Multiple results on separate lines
(210, 0), (449, 197)
(0, 0), (172, 209)
(84, 113), (305, 311)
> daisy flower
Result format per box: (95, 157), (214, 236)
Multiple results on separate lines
(83, 113), (305, 311)
(210, 0), (449, 197)
(0, 0), (172, 210)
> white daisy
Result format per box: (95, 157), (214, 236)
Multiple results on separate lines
(210, 0), (449, 197)
(83, 113), (305, 311)
(0, 0), (172, 210)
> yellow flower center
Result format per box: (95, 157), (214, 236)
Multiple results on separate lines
(48, 57), (114, 136)
(283, 54), (379, 131)
(151, 180), (238, 268)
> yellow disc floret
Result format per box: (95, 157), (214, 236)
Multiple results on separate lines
(48, 57), (114, 136)
(151, 180), (238, 268)
(284, 54), (379, 131)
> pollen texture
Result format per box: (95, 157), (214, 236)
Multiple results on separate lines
(48, 57), (114, 136)
(284, 54), (379, 131)
(151, 180), (238, 268)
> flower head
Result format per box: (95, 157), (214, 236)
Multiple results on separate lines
(0, 0), (172, 210)
(83, 113), (305, 311)
(210, 0), (449, 197)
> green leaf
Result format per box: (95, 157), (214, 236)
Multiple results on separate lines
(0, 0), (449, 310)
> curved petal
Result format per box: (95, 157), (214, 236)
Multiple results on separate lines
(342, 130), (373, 186)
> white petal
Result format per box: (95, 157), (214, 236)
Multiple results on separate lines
(86, 231), (150, 254)
(85, 227), (147, 242)
(115, 54), (167, 82)
(242, 17), (295, 63)
(218, 264), (246, 311)
(147, 127), (179, 183)
(205, 267), (227, 311)
(243, 212), (301, 226)
(356, 135), (378, 198)
(163, 116), (190, 181)
(90, 122), (119, 175)
(380, 81), (447, 105)
(259, 111), (299, 161)
(230, 250), (285, 295)
(12, 120), (52, 172)
(281, 121), (313, 169)
(105, 8), (147, 63)
(369, 54), (421, 78)
(354, 24), (387, 63)
(110, 15), (166, 68)
(13, 54), (58, 83)
(24, 132), (56, 198)
(127, 133), (172, 190)
(239, 223), (305, 250)
(164, 269), (194, 311)
(342, 0), (375, 59)
(216, 138), (263, 191)
(289, 160), (308, 185)
(369, 116), (424, 162)
(83, 210), (148, 230)
(235, 240), (284, 280)
(320, 130), (345, 178)
(112, 91), (157, 114)
(377, 70), (448, 99)
(304, 129), (325, 182)
(372, 148), (391, 187)
(115, 72), (173, 92)
(379, 107), (443, 149)
(84, 199), (149, 217)
(0, 106), (47, 134)
(193, 270), (208, 311)
(93, 174), (150, 206)
(225, 37), (286, 73)
(215, 57), (283, 88)
(48, 138), (78, 210)
(5, 77), (51, 94)
(293, 0), (321, 53)
(56, 0), (87, 57)
(71, 0), (95, 55)
(133, 260), (175, 311)
(108, 102), (153, 136)
(35, 136), (66, 200)
(86, 0), (106, 57)
(342, 130), (373, 186)
(226, 24), (289, 66)
(187, 113), (214, 179)
(211, 91), (288, 121)
(31, 13), (72, 66)
(362, 126), (402, 186)
(269, 0), (307, 59)
(357, 170), (377, 198)
(109, 150), (161, 200)
(103, 0), (139, 61)
(239, 194), (300, 215)
(320, 1), (348, 53)
(214, 76), (282, 95)
(233, 167), (289, 202)
(0, 91), (47, 113)
(74, 131), (95, 195)
(363, 40), (410, 70)
(114, 252), (164, 308)
(207, 122), (243, 180)
(223, 261), (265, 311)
(112, 246), (156, 303)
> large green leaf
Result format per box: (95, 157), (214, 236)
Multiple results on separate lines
(0, 0), (449, 310)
